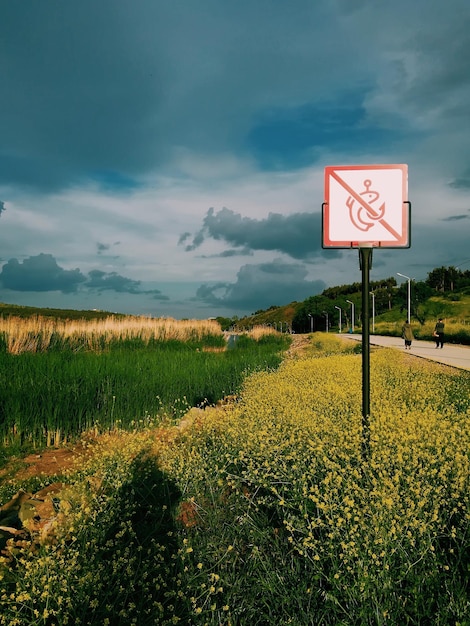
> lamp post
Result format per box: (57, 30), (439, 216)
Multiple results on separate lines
(322, 311), (329, 332)
(308, 313), (313, 333)
(335, 305), (342, 333)
(397, 272), (412, 323)
(370, 291), (375, 333)
(346, 299), (355, 332)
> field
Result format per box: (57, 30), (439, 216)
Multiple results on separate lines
(0, 330), (469, 625)
(0, 316), (287, 452)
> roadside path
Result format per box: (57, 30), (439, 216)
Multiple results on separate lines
(339, 334), (470, 371)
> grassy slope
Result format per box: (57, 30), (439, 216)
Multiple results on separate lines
(237, 293), (470, 331)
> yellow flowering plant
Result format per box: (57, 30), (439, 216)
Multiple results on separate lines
(1, 335), (469, 624)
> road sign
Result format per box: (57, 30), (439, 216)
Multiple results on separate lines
(323, 164), (409, 248)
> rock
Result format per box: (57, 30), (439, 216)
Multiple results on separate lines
(0, 483), (67, 551)
(0, 490), (33, 529)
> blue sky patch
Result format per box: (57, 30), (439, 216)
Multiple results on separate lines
(247, 93), (403, 170)
(88, 170), (140, 192)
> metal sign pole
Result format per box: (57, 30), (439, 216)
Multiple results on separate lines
(359, 245), (372, 461)
(322, 163), (410, 463)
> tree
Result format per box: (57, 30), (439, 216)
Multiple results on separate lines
(428, 265), (462, 292)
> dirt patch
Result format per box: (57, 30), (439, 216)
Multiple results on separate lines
(0, 440), (95, 484)
(15, 447), (86, 480)
(284, 333), (312, 358)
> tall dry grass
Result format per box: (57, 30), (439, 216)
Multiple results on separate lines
(0, 316), (223, 354)
(244, 325), (280, 340)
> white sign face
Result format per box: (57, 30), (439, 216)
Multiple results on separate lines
(323, 164), (409, 248)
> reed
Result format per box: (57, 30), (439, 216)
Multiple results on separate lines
(0, 315), (224, 354)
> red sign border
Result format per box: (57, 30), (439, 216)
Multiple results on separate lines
(322, 164), (409, 249)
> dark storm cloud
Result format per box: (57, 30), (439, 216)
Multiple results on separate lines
(184, 231), (205, 252)
(0, 254), (87, 293)
(178, 232), (191, 246)
(2, 0), (469, 197)
(0, 1), (168, 192)
(204, 248), (253, 259)
(86, 270), (168, 298)
(246, 94), (407, 170)
(96, 241), (121, 256)
(196, 247), (253, 259)
(184, 208), (335, 260)
(0, 254), (168, 299)
(0, 0), (396, 193)
(441, 215), (469, 222)
(86, 270), (142, 294)
(449, 176), (470, 189)
(195, 259), (326, 312)
(396, 10), (470, 124)
(151, 292), (171, 301)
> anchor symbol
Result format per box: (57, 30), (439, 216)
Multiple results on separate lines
(346, 179), (385, 231)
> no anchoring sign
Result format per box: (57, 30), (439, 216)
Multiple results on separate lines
(323, 164), (409, 248)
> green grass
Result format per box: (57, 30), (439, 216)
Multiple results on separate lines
(0, 334), (289, 451)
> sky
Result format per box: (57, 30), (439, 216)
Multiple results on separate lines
(1, 0), (469, 319)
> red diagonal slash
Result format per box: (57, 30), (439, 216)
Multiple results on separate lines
(330, 170), (401, 240)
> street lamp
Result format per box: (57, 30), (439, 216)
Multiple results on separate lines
(322, 310), (329, 332)
(370, 291), (375, 333)
(346, 300), (355, 332)
(308, 313), (313, 333)
(335, 305), (342, 333)
(397, 272), (413, 324)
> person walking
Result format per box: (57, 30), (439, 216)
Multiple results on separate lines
(402, 320), (414, 350)
(434, 318), (445, 348)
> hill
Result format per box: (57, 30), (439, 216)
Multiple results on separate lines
(218, 266), (470, 341)
(0, 302), (127, 321)
(226, 289), (470, 334)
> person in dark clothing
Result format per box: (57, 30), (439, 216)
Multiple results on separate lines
(434, 318), (445, 348)
(401, 321), (414, 349)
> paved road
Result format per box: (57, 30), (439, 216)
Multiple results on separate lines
(339, 334), (470, 371)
